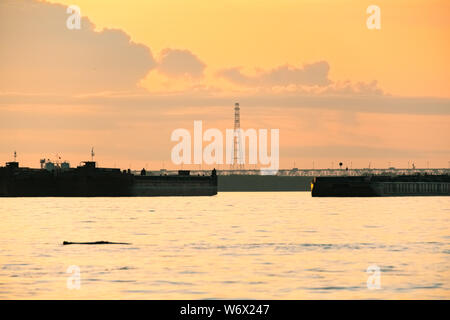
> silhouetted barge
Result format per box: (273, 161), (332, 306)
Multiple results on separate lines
(311, 174), (450, 197)
(218, 175), (312, 191)
(0, 161), (217, 197)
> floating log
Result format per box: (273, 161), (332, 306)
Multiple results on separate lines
(63, 241), (131, 245)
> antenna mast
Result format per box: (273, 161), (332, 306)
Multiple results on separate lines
(232, 102), (244, 170)
(91, 147), (95, 162)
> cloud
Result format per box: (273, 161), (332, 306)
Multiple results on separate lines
(216, 62), (385, 97)
(157, 48), (206, 78)
(319, 80), (384, 96)
(0, 0), (156, 94)
(1, 91), (448, 115)
(218, 61), (331, 87)
(0, 0), (444, 119)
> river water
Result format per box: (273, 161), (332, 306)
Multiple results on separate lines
(0, 192), (448, 299)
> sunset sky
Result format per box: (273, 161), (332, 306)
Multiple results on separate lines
(0, 0), (449, 169)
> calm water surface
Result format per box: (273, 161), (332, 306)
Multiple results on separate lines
(0, 192), (449, 299)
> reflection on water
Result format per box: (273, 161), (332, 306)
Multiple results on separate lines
(0, 192), (448, 299)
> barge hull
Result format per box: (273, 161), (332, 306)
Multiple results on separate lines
(0, 162), (217, 197)
(311, 175), (450, 197)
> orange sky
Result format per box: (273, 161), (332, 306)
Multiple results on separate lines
(0, 0), (449, 169)
(45, 0), (450, 97)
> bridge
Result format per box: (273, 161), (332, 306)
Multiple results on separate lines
(140, 168), (450, 177)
